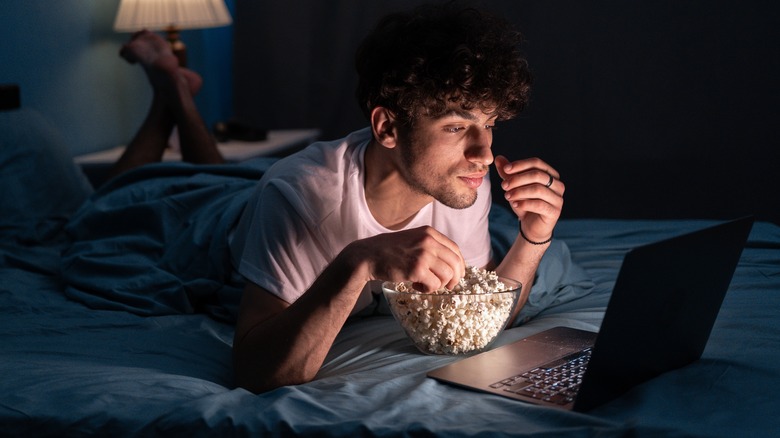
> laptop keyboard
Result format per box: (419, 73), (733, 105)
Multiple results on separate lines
(489, 348), (592, 405)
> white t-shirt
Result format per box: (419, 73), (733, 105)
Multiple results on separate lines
(229, 127), (493, 313)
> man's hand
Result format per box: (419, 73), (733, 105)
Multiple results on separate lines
(494, 156), (565, 243)
(346, 226), (466, 292)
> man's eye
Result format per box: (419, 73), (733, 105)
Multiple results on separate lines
(445, 127), (465, 133)
(486, 125), (496, 130)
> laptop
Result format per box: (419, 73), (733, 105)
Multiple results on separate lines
(427, 216), (754, 412)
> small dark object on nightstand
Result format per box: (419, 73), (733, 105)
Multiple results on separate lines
(1, 84), (21, 111)
(213, 120), (268, 142)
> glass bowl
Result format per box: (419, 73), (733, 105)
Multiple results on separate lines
(382, 277), (521, 356)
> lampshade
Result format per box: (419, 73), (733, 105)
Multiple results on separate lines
(114, 0), (232, 32)
(114, 0), (232, 67)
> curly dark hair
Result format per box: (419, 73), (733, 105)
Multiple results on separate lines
(355, 3), (532, 126)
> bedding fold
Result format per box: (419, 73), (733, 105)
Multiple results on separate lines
(61, 162), (271, 322)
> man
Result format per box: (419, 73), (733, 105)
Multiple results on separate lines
(229, 4), (565, 394)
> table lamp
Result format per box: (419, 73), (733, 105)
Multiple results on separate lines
(113, 0), (232, 67)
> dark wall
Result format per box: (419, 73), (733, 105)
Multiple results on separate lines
(233, 0), (779, 223)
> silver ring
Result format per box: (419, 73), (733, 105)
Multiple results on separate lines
(545, 173), (554, 188)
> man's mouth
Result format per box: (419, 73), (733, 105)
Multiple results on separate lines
(459, 172), (487, 189)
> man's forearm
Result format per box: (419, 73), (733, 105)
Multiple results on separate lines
(495, 236), (550, 323)
(233, 252), (369, 393)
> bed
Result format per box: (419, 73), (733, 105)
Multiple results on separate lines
(2, 108), (780, 437)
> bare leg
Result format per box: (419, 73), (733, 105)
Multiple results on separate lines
(107, 30), (223, 179)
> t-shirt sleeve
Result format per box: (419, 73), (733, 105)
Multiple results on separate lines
(229, 182), (329, 304)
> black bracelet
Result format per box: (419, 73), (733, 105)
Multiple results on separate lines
(518, 222), (553, 245)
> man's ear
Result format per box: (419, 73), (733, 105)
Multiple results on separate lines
(370, 106), (398, 148)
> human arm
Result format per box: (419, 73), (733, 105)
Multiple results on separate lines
(492, 155), (565, 323)
(232, 226), (466, 393)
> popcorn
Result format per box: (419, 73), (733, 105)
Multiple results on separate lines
(384, 266), (519, 355)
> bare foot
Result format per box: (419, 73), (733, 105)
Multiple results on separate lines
(120, 30), (202, 96)
(120, 30), (179, 75)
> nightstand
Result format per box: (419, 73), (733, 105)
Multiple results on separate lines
(75, 128), (321, 186)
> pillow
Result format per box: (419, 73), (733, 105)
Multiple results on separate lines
(0, 108), (93, 241)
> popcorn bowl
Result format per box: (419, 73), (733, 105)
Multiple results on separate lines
(382, 275), (521, 356)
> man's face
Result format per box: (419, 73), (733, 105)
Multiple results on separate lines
(396, 107), (496, 209)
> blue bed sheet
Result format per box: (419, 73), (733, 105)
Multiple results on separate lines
(4, 218), (779, 437)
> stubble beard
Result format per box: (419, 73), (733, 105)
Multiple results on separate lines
(400, 150), (480, 210)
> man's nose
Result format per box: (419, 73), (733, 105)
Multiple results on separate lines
(465, 127), (493, 166)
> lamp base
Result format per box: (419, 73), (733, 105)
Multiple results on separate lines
(164, 26), (187, 67)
